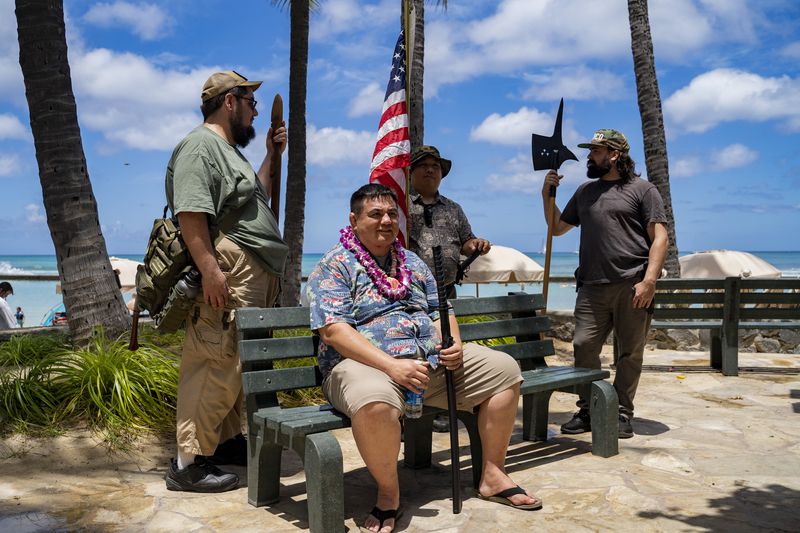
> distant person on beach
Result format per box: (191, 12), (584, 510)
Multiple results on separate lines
(306, 184), (540, 531)
(0, 282), (18, 329)
(15, 307), (24, 327)
(163, 71), (287, 493)
(408, 145), (491, 433)
(541, 129), (667, 439)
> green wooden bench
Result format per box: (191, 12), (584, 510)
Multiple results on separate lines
(629, 277), (800, 376)
(236, 292), (618, 533)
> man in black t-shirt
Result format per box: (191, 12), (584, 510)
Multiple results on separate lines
(541, 129), (667, 439)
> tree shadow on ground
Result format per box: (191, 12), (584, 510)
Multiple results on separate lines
(791, 389), (800, 414)
(639, 484), (800, 531)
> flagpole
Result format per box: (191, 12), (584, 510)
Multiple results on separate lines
(403, 0), (412, 244)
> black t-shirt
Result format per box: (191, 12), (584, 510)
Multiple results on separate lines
(561, 177), (666, 285)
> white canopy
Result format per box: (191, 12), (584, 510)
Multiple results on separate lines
(679, 250), (781, 279)
(460, 245), (544, 284)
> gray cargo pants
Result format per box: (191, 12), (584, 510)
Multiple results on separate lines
(572, 277), (652, 417)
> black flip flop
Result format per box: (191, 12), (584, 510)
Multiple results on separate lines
(359, 506), (402, 533)
(475, 485), (543, 510)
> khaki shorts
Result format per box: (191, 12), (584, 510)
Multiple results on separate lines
(322, 343), (523, 418)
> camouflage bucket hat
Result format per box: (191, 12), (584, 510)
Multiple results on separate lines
(577, 129), (630, 152)
(410, 145), (452, 178)
(201, 70), (263, 102)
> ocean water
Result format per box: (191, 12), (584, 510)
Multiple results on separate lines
(1, 252), (799, 326)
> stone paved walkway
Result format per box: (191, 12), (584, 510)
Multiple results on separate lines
(1, 351), (799, 532)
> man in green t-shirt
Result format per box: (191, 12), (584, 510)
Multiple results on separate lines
(164, 71), (288, 493)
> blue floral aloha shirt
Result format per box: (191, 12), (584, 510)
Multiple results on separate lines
(306, 241), (449, 379)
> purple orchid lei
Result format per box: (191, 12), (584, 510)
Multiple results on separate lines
(339, 225), (411, 300)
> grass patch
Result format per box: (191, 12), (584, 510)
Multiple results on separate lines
(0, 333), (69, 367)
(0, 328), (178, 445)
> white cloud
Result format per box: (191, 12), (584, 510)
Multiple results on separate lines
(710, 143), (757, 169)
(310, 0), (396, 42)
(781, 41), (800, 59)
(521, 66), (627, 101)
(664, 68), (800, 133)
(348, 82), (384, 118)
(25, 203), (45, 223)
(471, 107), (554, 146)
(671, 143), (757, 177)
(423, 0), (731, 96)
(470, 105), (583, 148)
(307, 125), (375, 167)
(0, 153), (20, 176)
(83, 2), (174, 41)
(485, 152), (584, 194)
(0, 114), (28, 140)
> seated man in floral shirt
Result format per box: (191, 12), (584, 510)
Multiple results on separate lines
(306, 183), (541, 533)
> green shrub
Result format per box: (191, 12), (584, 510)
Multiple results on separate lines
(0, 333), (68, 367)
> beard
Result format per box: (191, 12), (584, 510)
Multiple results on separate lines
(587, 158), (612, 179)
(230, 108), (256, 148)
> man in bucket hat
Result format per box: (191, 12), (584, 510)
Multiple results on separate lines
(408, 145), (491, 433)
(164, 70), (288, 492)
(540, 129), (667, 439)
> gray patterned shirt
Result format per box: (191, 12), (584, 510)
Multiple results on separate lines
(409, 191), (476, 287)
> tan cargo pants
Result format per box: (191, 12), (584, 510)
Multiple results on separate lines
(176, 237), (280, 456)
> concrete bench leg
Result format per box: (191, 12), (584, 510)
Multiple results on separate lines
(304, 432), (344, 533)
(403, 412), (436, 469)
(589, 381), (619, 458)
(247, 430), (282, 507)
(720, 329), (739, 377)
(522, 391), (553, 442)
(458, 411), (482, 489)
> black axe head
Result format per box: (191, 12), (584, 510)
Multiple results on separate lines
(531, 98), (578, 171)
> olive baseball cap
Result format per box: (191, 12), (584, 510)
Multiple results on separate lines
(201, 70), (262, 102)
(577, 129), (630, 152)
(410, 145), (452, 178)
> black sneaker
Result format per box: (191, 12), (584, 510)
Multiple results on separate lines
(206, 433), (247, 466)
(561, 410), (591, 434)
(618, 414), (634, 439)
(432, 414), (450, 433)
(165, 457), (239, 493)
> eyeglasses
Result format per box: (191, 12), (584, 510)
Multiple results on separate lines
(233, 94), (257, 110)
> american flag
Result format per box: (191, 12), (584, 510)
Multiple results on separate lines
(369, 30), (410, 244)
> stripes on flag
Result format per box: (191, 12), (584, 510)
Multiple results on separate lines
(369, 30), (411, 245)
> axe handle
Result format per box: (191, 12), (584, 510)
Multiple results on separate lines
(269, 94), (284, 224)
(543, 190), (557, 309)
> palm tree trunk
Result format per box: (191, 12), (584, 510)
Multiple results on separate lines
(628, 0), (680, 278)
(279, 0), (309, 307)
(408, 0), (425, 149)
(15, 0), (130, 342)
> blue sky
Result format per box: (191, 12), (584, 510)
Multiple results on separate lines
(1, 0), (799, 255)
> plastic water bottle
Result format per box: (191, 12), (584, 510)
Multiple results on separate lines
(404, 388), (424, 419)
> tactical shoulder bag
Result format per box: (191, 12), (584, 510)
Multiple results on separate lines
(134, 206), (192, 320)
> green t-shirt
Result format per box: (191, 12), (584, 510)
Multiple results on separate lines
(165, 126), (287, 276)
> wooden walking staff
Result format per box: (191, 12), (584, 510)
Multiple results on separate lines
(269, 94), (284, 223)
(531, 98), (577, 309)
(432, 245), (462, 514)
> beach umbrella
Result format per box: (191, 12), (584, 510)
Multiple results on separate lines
(460, 245), (544, 283)
(679, 250), (781, 279)
(109, 257), (142, 290)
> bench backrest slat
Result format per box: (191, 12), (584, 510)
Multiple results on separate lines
(450, 293), (544, 316)
(653, 292), (725, 305)
(242, 366), (322, 396)
(740, 279), (800, 290)
(237, 307), (310, 334)
(240, 336), (316, 363)
(656, 279), (726, 290)
(740, 308), (800, 320)
(459, 316), (550, 342)
(653, 308), (724, 320)
(739, 292), (800, 305)
(490, 339), (554, 361)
